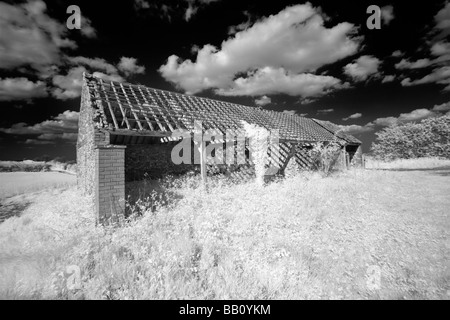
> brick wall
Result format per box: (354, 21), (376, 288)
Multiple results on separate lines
(95, 145), (126, 224)
(125, 144), (197, 182)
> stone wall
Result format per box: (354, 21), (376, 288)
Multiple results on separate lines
(76, 81), (96, 196)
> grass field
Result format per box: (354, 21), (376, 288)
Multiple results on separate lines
(0, 158), (449, 299)
(0, 172), (76, 200)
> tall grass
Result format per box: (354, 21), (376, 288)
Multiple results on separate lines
(365, 156), (450, 170)
(0, 158), (449, 299)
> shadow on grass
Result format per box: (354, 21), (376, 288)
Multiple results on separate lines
(125, 178), (186, 217)
(0, 200), (31, 223)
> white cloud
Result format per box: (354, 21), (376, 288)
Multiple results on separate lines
(371, 106), (445, 127)
(381, 5), (395, 25)
(339, 124), (373, 134)
(343, 55), (380, 81)
(391, 50), (404, 58)
(343, 113), (362, 121)
(382, 75), (396, 83)
(216, 67), (346, 97)
(434, 1), (450, 37)
(317, 108), (334, 114)
(395, 58), (432, 69)
(372, 116), (398, 127)
(117, 57), (146, 76)
(184, 4), (198, 21)
(228, 12), (252, 35)
(0, 110), (79, 144)
(432, 101), (450, 111)
(0, 0), (95, 72)
(0, 77), (48, 101)
(430, 40), (450, 56)
(396, 108), (436, 122)
(52, 66), (86, 100)
(255, 95), (271, 106)
(185, 0), (220, 21)
(134, 0), (150, 10)
(401, 66), (450, 90)
(159, 4), (361, 96)
(135, 0), (220, 22)
(52, 63), (125, 100)
(68, 56), (118, 74)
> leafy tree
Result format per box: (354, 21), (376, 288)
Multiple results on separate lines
(371, 115), (450, 160)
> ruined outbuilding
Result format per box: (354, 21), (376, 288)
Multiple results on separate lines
(77, 73), (362, 224)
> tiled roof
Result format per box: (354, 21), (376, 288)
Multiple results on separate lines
(84, 73), (360, 145)
(312, 119), (362, 144)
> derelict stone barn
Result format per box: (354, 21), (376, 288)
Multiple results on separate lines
(77, 73), (362, 224)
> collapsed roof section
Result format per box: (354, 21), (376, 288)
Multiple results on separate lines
(83, 73), (361, 146)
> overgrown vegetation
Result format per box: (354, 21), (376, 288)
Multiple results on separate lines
(371, 115), (450, 160)
(1, 160), (449, 299)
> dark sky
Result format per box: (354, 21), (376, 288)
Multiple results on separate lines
(0, 0), (449, 161)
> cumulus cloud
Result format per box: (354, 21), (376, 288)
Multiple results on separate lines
(382, 75), (396, 83)
(159, 4), (361, 96)
(51, 66), (86, 100)
(283, 110), (297, 116)
(395, 58), (432, 69)
(0, 110), (79, 144)
(53, 55), (141, 100)
(255, 95), (271, 106)
(372, 116), (398, 127)
(396, 108), (436, 122)
(51, 66), (124, 100)
(399, 4), (450, 89)
(381, 5), (395, 25)
(68, 56), (118, 74)
(339, 124), (373, 134)
(371, 102), (450, 127)
(343, 55), (381, 81)
(135, 0), (220, 22)
(317, 108), (334, 114)
(341, 101), (450, 134)
(391, 50), (404, 58)
(343, 113), (362, 121)
(401, 66), (450, 91)
(0, 77), (48, 101)
(395, 42), (450, 70)
(216, 67), (346, 97)
(0, 0), (95, 72)
(432, 101), (450, 111)
(434, 1), (450, 37)
(117, 57), (146, 76)
(134, 0), (150, 10)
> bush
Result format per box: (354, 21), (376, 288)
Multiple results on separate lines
(371, 115), (450, 160)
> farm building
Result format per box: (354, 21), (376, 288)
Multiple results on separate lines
(77, 73), (362, 224)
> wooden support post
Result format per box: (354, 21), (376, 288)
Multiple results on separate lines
(362, 154), (366, 169)
(345, 151), (349, 169)
(198, 140), (207, 187)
